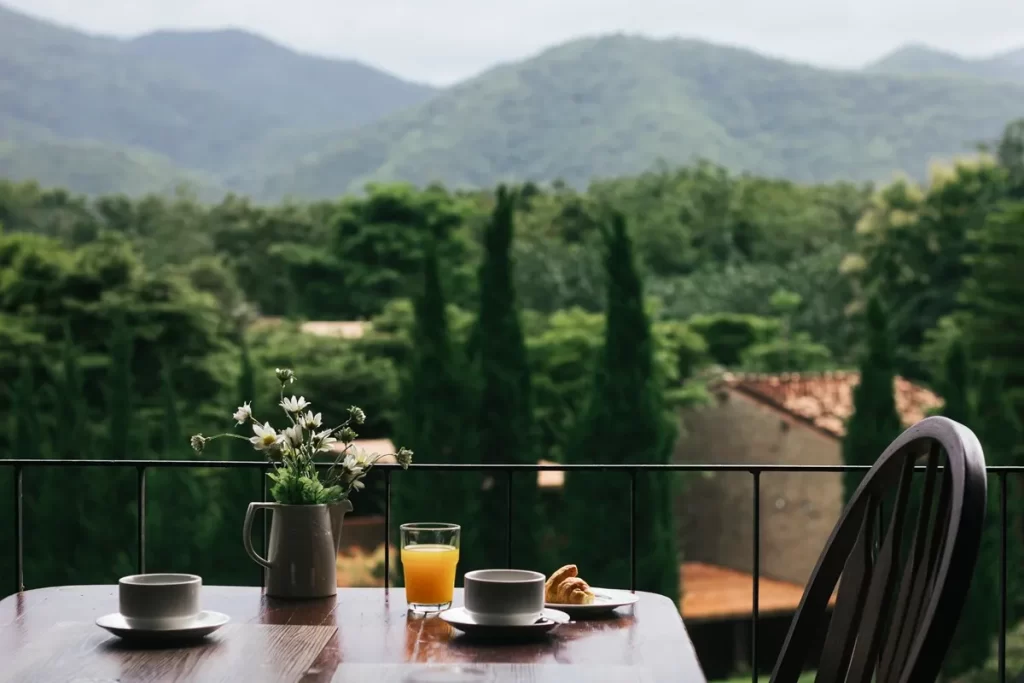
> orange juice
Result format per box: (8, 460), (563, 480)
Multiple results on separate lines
(401, 544), (459, 604)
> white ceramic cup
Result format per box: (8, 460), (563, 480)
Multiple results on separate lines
(118, 573), (202, 629)
(463, 569), (545, 626)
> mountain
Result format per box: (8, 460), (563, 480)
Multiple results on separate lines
(262, 35), (1024, 198)
(125, 29), (435, 132)
(866, 44), (1024, 83)
(0, 3), (435, 192)
(4, 5), (1024, 198)
(0, 138), (223, 198)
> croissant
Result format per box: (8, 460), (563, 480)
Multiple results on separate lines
(545, 565), (596, 604)
(544, 564), (578, 602)
(555, 577), (595, 605)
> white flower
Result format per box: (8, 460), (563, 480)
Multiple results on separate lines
(350, 448), (371, 468)
(232, 402), (252, 425)
(299, 411), (322, 430)
(190, 434), (207, 454)
(275, 368), (295, 384)
(280, 396), (309, 413)
(250, 423), (283, 451)
(313, 429), (337, 453)
(396, 447), (413, 468)
(343, 454), (363, 473)
(283, 424), (304, 447)
(348, 406), (366, 425)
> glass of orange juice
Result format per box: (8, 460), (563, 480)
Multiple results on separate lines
(400, 523), (460, 613)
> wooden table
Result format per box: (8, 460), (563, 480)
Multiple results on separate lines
(0, 586), (707, 682)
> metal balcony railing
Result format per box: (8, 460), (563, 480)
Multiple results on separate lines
(0, 459), (1019, 683)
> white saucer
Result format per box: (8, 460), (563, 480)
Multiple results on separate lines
(96, 610), (230, 641)
(545, 588), (639, 618)
(439, 607), (569, 639)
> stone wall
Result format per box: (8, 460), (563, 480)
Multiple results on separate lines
(674, 388), (844, 586)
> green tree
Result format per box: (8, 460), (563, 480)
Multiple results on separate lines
(974, 370), (1024, 622)
(938, 341), (999, 676)
(392, 240), (480, 580)
(564, 212), (679, 601)
(471, 187), (545, 570)
(107, 312), (134, 462)
(961, 202), (1024, 425)
(842, 297), (903, 502)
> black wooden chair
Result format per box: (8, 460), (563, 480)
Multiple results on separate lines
(770, 416), (988, 683)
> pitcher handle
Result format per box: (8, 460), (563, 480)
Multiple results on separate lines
(243, 502), (274, 569)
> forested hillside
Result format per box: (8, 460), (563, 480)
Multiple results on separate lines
(867, 44), (1024, 83)
(2, 2), (1023, 197)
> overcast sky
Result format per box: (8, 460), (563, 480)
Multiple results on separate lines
(7, 0), (1024, 85)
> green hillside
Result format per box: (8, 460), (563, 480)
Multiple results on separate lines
(0, 138), (223, 198)
(866, 44), (1024, 83)
(262, 35), (1024, 198)
(3, 3), (1024, 198)
(0, 3), (434, 184)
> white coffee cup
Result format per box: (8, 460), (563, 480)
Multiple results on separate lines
(118, 573), (202, 629)
(463, 569), (545, 626)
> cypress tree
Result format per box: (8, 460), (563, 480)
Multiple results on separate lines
(564, 212), (679, 602)
(392, 240), (479, 580)
(961, 202), (1024, 425)
(159, 356), (181, 459)
(12, 360), (40, 461)
(56, 324), (87, 460)
(938, 341), (999, 675)
(107, 312), (133, 462)
(101, 312), (136, 580)
(842, 297), (903, 502)
(472, 186), (544, 571)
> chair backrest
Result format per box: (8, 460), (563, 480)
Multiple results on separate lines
(769, 416), (988, 683)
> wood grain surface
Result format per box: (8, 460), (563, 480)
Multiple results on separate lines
(0, 587), (706, 682)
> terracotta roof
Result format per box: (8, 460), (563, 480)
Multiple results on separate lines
(720, 371), (943, 439)
(252, 317), (371, 339)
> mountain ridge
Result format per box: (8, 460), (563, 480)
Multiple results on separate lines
(2, 3), (1024, 198)
(262, 34), (1024, 197)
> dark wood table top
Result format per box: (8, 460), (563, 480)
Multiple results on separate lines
(0, 586), (706, 683)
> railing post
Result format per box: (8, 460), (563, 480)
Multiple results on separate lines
(1000, 472), (1007, 683)
(136, 466), (146, 574)
(752, 470), (761, 683)
(261, 466), (269, 589)
(14, 464), (23, 593)
(384, 469), (391, 593)
(506, 470), (513, 569)
(630, 469), (637, 593)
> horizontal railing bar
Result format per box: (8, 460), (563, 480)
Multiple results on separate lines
(2, 460), (1017, 472)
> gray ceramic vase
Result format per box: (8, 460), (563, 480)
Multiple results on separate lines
(243, 499), (352, 599)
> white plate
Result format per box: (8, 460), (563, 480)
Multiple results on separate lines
(96, 610), (230, 641)
(439, 607), (569, 639)
(545, 588), (638, 617)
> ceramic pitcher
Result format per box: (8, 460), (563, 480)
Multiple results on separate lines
(242, 499), (352, 598)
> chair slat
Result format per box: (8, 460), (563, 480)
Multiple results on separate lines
(878, 444), (940, 682)
(814, 502), (877, 683)
(844, 457), (915, 683)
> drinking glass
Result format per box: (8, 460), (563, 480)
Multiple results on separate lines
(400, 523), (461, 613)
